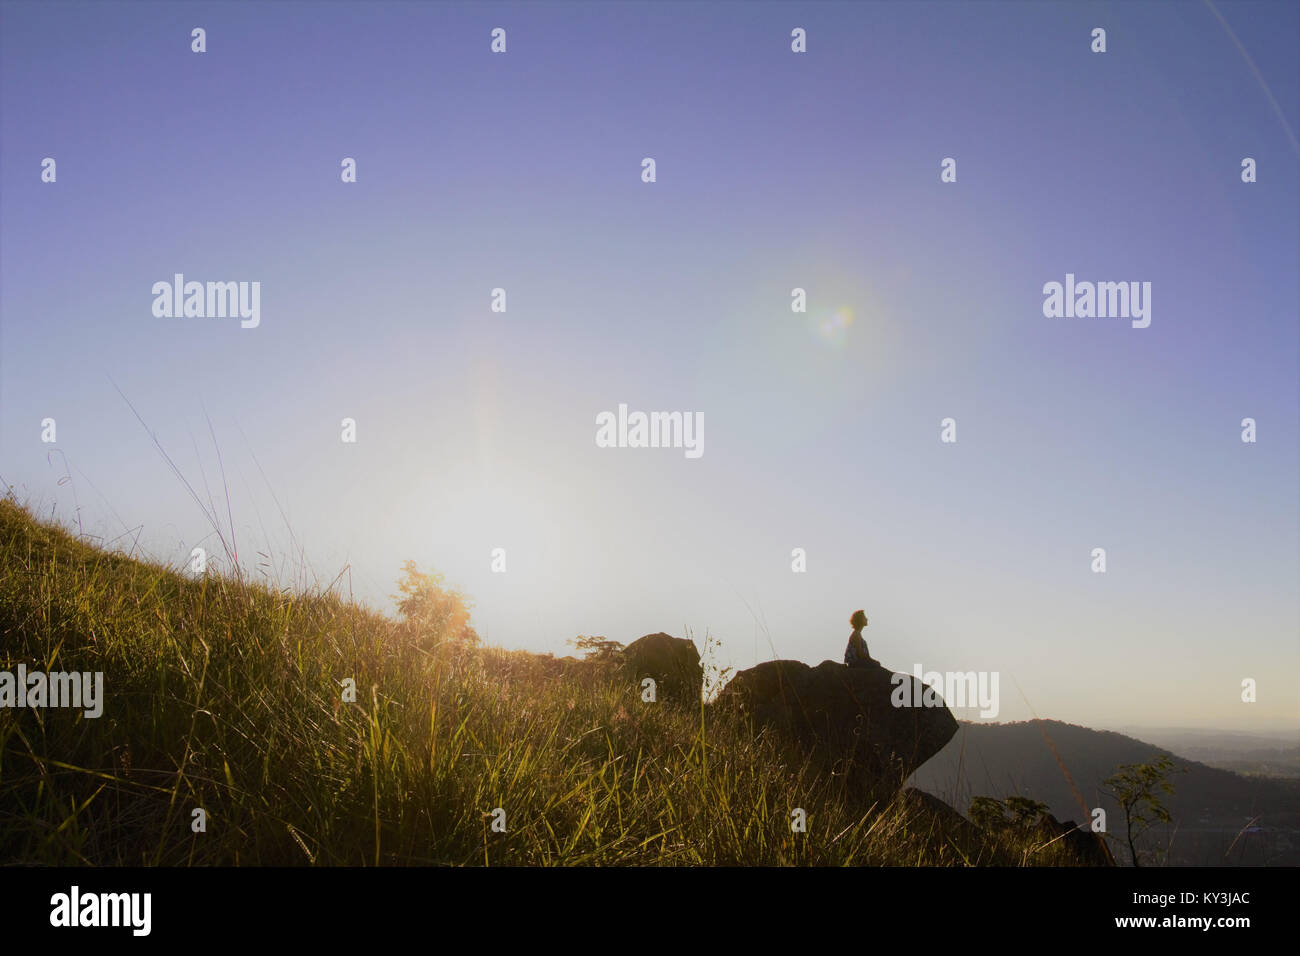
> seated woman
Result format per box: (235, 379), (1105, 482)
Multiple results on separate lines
(844, 609), (874, 667)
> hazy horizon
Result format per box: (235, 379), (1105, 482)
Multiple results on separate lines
(2, 0), (1297, 734)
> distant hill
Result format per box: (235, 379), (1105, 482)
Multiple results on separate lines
(1113, 727), (1300, 779)
(909, 720), (1300, 865)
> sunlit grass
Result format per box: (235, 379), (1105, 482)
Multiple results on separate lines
(0, 498), (1086, 866)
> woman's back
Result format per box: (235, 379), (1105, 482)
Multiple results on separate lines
(844, 628), (871, 667)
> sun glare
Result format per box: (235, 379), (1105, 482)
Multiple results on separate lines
(814, 305), (855, 349)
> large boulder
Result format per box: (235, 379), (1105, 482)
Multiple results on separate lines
(1035, 812), (1114, 866)
(620, 633), (702, 704)
(716, 659), (958, 788)
(900, 790), (1112, 865)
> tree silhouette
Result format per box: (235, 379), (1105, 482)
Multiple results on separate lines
(392, 560), (478, 647)
(969, 795), (1050, 831)
(1101, 754), (1183, 866)
(568, 635), (625, 662)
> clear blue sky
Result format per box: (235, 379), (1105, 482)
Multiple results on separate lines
(2, 1), (1296, 731)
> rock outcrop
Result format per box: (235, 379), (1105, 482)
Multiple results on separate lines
(620, 632), (703, 704)
(1033, 813), (1114, 865)
(716, 658), (958, 787)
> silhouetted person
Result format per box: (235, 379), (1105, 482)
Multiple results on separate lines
(844, 609), (873, 668)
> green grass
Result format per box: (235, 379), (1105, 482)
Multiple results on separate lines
(0, 498), (1091, 866)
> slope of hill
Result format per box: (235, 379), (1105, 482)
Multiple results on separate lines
(0, 499), (1082, 866)
(909, 721), (1300, 866)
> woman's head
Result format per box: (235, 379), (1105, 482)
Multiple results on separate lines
(850, 609), (868, 629)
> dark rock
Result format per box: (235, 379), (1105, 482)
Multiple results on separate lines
(715, 658), (958, 788)
(1038, 813), (1113, 866)
(899, 787), (984, 842)
(620, 632), (703, 704)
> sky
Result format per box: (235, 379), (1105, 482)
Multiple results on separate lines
(1, 0), (1297, 732)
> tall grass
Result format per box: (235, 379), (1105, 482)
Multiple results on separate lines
(0, 498), (1086, 866)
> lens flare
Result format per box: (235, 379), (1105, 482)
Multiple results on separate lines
(814, 306), (854, 349)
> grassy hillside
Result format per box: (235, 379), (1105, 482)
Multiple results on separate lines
(0, 499), (1087, 866)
